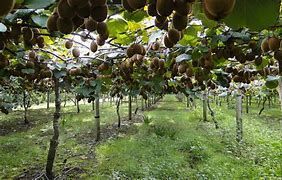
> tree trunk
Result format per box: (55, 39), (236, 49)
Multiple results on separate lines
(236, 92), (243, 143)
(95, 97), (100, 141)
(128, 95), (132, 120)
(23, 91), (29, 124)
(141, 98), (144, 111)
(278, 77), (282, 111)
(117, 98), (121, 128)
(246, 95), (249, 114)
(64, 92), (67, 107)
(203, 91), (208, 122)
(77, 99), (80, 113)
(47, 89), (50, 109)
(46, 78), (61, 179)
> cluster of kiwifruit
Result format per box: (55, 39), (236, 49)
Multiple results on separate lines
(47, 0), (109, 46)
(164, 28), (183, 48)
(203, 0), (236, 21)
(0, 0), (15, 17)
(149, 57), (166, 74)
(225, 67), (256, 84)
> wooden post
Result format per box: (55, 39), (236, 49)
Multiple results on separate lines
(203, 91), (208, 122)
(47, 89), (50, 109)
(236, 92), (243, 143)
(95, 96), (100, 141)
(128, 95), (132, 120)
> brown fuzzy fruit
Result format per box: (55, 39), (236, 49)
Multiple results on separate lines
(56, 18), (74, 34)
(168, 29), (180, 44)
(22, 27), (34, 42)
(156, 0), (174, 16)
(127, 44), (143, 57)
(261, 38), (269, 53)
(155, 16), (168, 30)
(172, 13), (188, 31)
(67, 0), (88, 8)
(148, 3), (158, 16)
(76, 3), (91, 18)
(72, 48), (80, 58)
(127, 0), (147, 9)
(164, 35), (174, 48)
(274, 50), (282, 62)
(122, 0), (135, 12)
(90, 0), (107, 6)
(204, 0), (236, 20)
(268, 37), (280, 51)
(65, 40), (73, 49)
(85, 17), (98, 32)
(90, 40), (98, 52)
(90, 5), (108, 22)
(47, 14), (59, 32)
(57, 0), (76, 19)
(96, 36), (105, 46)
(174, 0), (192, 16)
(178, 64), (187, 74)
(28, 51), (37, 60)
(97, 22), (108, 35)
(151, 42), (160, 51)
(0, 0), (15, 17)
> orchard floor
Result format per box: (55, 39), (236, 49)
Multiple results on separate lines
(0, 95), (281, 179)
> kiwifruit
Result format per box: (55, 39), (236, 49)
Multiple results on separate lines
(90, 5), (108, 22)
(274, 50), (282, 62)
(268, 37), (280, 51)
(164, 35), (174, 48)
(178, 63), (187, 74)
(248, 40), (257, 50)
(72, 48), (80, 58)
(261, 38), (269, 53)
(56, 18), (74, 34)
(122, 0), (135, 12)
(96, 36), (105, 46)
(90, 40), (98, 52)
(254, 57), (262, 66)
(0, 0), (15, 17)
(76, 3), (91, 18)
(148, 3), (158, 16)
(158, 59), (165, 69)
(67, 0), (88, 8)
(68, 68), (82, 76)
(186, 66), (193, 77)
(174, 0), (192, 16)
(245, 52), (255, 61)
(97, 22), (108, 34)
(128, 0), (147, 9)
(127, 43), (143, 57)
(57, 0), (76, 19)
(22, 27), (34, 42)
(172, 13), (188, 31)
(28, 51), (37, 60)
(85, 17), (98, 32)
(203, 0), (236, 20)
(0, 41), (5, 50)
(98, 62), (109, 71)
(151, 41), (160, 50)
(156, 0), (174, 16)
(150, 57), (159, 69)
(168, 28), (180, 44)
(65, 40), (73, 49)
(155, 16), (168, 30)
(203, 3), (217, 20)
(72, 15), (84, 29)
(36, 36), (44, 45)
(47, 14), (59, 32)
(0, 54), (9, 68)
(141, 45), (146, 55)
(90, 0), (107, 6)
(26, 61), (35, 69)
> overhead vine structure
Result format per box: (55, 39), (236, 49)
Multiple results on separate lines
(0, 0), (282, 179)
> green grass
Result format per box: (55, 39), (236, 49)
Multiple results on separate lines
(0, 95), (281, 179)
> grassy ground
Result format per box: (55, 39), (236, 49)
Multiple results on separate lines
(0, 95), (281, 179)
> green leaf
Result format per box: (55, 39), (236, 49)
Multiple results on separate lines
(224, 0), (281, 30)
(31, 14), (48, 27)
(0, 23), (7, 32)
(107, 18), (128, 38)
(24, 0), (55, 9)
(265, 76), (279, 89)
(123, 10), (148, 22)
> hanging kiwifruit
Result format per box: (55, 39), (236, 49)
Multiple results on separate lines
(47, 14), (59, 32)
(76, 3), (91, 18)
(28, 51), (37, 60)
(168, 28), (180, 44)
(148, 3), (158, 16)
(57, 18), (74, 34)
(0, 0), (15, 17)
(90, 40), (98, 52)
(268, 37), (280, 51)
(156, 0), (174, 16)
(178, 63), (187, 74)
(274, 50), (282, 62)
(96, 36), (105, 46)
(172, 13), (188, 31)
(85, 17), (98, 32)
(57, 0), (76, 19)
(97, 22), (108, 35)
(90, 5), (108, 22)
(122, 0), (135, 12)
(261, 38), (269, 53)
(203, 0), (236, 20)
(174, 0), (191, 16)
(127, 43), (143, 57)
(127, 0), (147, 9)
(90, 0), (107, 6)
(155, 16), (168, 30)
(0, 41), (6, 51)
(72, 48), (80, 58)
(67, 0), (88, 8)
(72, 15), (84, 29)
(151, 41), (160, 51)
(254, 57), (263, 66)
(164, 35), (174, 48)
(65, 40), (73, 49)
(22, 27), (34, 42)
